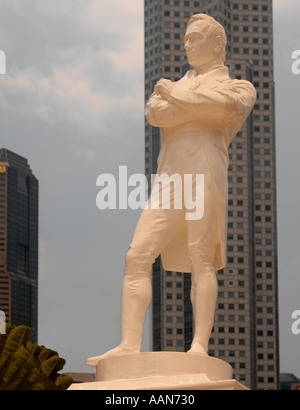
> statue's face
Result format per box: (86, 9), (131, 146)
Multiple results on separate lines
(184, 20), (218, 68)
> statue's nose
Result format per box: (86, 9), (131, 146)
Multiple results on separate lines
(184, 41), (191, 51)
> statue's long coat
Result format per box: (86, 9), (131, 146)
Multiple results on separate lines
(145, 65), (256, 272)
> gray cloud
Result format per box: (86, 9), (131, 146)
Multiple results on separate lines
(0, 0), (145, 373)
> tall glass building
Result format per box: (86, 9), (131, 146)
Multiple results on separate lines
(0, 149), (39, 343)
(144, 0), (279, 390)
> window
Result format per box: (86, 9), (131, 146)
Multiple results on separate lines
(17, 244), (28, 275)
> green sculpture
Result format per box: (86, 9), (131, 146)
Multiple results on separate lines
(0, 323), (73, 390)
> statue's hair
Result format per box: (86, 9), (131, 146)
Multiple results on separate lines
(187, 14), (227, 62)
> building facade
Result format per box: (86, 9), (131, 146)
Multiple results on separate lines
(0, 149), (39, 343)
(144, 0), (279, 390)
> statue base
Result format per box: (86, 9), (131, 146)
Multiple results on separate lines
(68, 352), (249, 390)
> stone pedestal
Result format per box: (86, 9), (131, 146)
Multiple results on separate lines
(68, 352), (249, 390)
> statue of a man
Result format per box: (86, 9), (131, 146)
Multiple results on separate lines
(87, 14), (256, 365)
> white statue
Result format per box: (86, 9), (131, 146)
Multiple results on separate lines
(87, 13), (256, 366)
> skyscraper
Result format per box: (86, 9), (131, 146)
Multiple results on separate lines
(144, 0), (279, 390)
(0, 149), (39, 344)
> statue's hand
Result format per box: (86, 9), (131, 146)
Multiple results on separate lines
(154, 79), (174, 101)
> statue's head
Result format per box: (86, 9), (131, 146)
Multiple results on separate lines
(184, 14), (227, 69)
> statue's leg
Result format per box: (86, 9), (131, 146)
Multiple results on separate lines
(86, 254), (153, 364)
(120, 253), (153, 352)
(86, 207), (183, 365)
(185, 175), (219, 355)
(187, 258), (217, 356)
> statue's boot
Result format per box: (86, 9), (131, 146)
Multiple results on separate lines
(187, 261), (217, 356)
(86, 255), (152, 366)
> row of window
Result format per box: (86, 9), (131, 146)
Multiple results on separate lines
(165, 315), (183, 322)
(217, 315), (246, 322)
(167, 278), (270, 289)
(166, 294), (270, 306)
(255, 91), (271, 101)
(210, 339), (275, 355)
(217, 303), (274, 313)
(257, 377), (275, 385)
(228, 192), (273, 201)
(228, 245), (245, 252)
(253, 127), (271, 136)
(228, 211), (273, 221)
(232, 25), (270, 34)
(163, 10), (195, 18)
(233, 14), (269, 23)
(216, 328), (275, 337)
(232, 3), (270, 12)
(166, 327), (183, 336)
(163, 0), (200, 7)
(166, 281), (182, 288)
(233, 47), (270, 56)
(218, 291), (245, 298)
(228, 201), (272, 212)
(254, 227), (273, 235)
(165, 339), (184, 347)
(220, 267), (245, 275)
(228, 165), (271, 178)
(211, 338), (248, 345)
(227, 257), (274, 267)
(215, 317), (275, 327)
(228, 247), (273, 259)
(215, 326), (247, 333)
(166, 293), (184, 300)
(234, 36), (270, 45)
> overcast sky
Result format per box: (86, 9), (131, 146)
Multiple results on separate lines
(0, 0), (299, 378)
